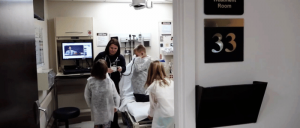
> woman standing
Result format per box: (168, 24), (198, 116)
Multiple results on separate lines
(94, 38), (126, 128)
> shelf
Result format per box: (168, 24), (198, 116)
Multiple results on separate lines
(56, 72), (91, 77)
(162, 53), (173, 55)
(162, 51), (173, 55)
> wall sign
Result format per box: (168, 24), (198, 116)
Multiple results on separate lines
(161, 22), (172, 36)
(204, 0), (244, 15)
(97, 33), (109, 47)
(35, 26), (44, 67)
(204, 19), (244, 63)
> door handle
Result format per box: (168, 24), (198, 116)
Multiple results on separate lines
(35, 100), (40, 125)
(35, 100), (48, 124)
(39, 107), (48, 123)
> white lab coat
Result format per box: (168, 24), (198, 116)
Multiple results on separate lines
(147, 79), (174, 128)
(131, 55), (152, 94)
(84, 74), (120, 125)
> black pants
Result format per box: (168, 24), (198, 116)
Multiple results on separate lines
(110, 112), (119, 128)
(134, 93), (149, 102)
(111, 77), (120, 128)
(112, 78), (120, 94)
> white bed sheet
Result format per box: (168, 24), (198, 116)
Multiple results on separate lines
(119, 57), (136, 112)
(126, 102), (150, 122)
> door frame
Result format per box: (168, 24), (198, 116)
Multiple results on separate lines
(173, 0), (196, 127)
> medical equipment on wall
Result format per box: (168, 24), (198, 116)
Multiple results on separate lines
(169, 61), (173, 74)
(119, 34), (137, 62)
(132, 35), (136, 53)
(110, 33), (151, 62)
(130, 0), (153, 10)
(161, 47), (173, 55)
(37, 69), (56, 90)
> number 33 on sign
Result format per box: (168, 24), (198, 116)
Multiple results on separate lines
(204, 19), (244, 63)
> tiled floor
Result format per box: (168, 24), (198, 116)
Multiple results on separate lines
(59, 112), (127, 128)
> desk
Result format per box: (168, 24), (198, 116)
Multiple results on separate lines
(56, 72), (91, 77)
(54, 73), (91, 124)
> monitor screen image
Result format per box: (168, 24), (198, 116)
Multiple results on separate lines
(62, 42), (93, 60)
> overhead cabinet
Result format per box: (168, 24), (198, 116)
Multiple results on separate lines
(55, 17), (93, 37)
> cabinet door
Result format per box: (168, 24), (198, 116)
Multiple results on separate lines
(55, 17), (93, 36)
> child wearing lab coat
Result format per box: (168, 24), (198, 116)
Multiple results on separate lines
(145, 61), (174, 128)
(84, 59), (120, 128)
(131, 44), (152, 102)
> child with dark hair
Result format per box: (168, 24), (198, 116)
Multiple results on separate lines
(84, 59), (120, 128)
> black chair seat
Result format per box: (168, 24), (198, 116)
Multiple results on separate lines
(53, 107), (80, 120)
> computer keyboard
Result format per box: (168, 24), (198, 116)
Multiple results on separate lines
(63, 68), (91, 74)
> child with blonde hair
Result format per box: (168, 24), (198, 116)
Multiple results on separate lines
(131, 44), (152, 102)
(145, 61), (174, 128)
(84, 59), (120, 128)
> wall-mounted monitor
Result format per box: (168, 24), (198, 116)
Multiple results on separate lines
(62, 42), (93, 60)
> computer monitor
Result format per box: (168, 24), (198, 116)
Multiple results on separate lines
(62, 42), (93, 60)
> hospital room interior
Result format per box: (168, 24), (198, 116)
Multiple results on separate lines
(4, 0), (300, 128)
(35, 0), (174, 128)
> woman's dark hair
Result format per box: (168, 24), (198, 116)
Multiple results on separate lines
(105, 38), (121, 56)
(91, 59), (108, 80)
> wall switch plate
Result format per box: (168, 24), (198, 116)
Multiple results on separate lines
(160, 36), (163, 42)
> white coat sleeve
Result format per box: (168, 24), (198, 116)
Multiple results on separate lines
(134, 57), (150, 72)
(148, 85), (157, 117)
(84, 81), (91, 107)
(111, 79), (120, 110)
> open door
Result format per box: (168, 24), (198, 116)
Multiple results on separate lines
(0, 1), (39, 127)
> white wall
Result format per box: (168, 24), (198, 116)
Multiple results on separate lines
(35, 2), (49, 71)
(35, 1), (55, 128)
(194, 0), (300, 128)
(47, 1), (172, 63)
